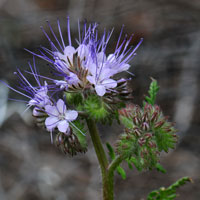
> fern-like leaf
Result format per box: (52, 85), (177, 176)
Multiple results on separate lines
(144, 78), (159, 105)
(147, 177), (192, 200)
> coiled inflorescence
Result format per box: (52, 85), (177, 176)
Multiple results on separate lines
(116, 103), (178, 170)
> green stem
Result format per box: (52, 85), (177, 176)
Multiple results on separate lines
(108, 155), (124, 175)
(86, 118), (113, 200)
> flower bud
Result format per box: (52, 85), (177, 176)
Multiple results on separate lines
(138, 137), (146, 146)
(148, 141), (156, 148)
(142, 112), (149, 123)
(151, 111), (158, 122)
(133, 128), (142, 137)
(133, 116), (141, 126)
(155, 120), (165, 128)
(142, 122), (150, 131)
(56, 130), (87, 156)
(144, 133), (153, 140)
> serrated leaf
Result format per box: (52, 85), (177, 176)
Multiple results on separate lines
(147, 177), (192, 200)
(156, 163), (167, 174)
(144, 78), (159, 105)
(154, 128), (176, 153)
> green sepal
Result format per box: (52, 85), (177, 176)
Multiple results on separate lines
(70, 120), (87, 150)
(83, 95), (109, 122)
(126, 157), (143, 171)
(119, 116), (134, 129)
(147, 177), (192, 200)
(144, 78), (159, 106)
(65, 92), (83, 106)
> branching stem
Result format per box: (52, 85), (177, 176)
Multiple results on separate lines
(86, 118), (114, 200)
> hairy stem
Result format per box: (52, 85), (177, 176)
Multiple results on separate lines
(86, 118), (113, 200)
(108, 155), (124, 175)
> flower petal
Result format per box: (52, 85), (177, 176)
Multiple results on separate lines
(87, 75), (96, 85)
(45, 116), (59, 131)
(57, 120), (69, 133)
(107, 54), (116, 62)
(95, 85), (106, 96)
(77, 44), (89, 60)
(101, 79), (117, 89)
(64, 46), (76, 63)
(65, 110), (78, 121)
(56, 99), (66, 114)
(45, 105), (59, 116)
(97, 52), (106, 63)
(117, 63), (130, 73)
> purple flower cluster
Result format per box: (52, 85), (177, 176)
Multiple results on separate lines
(28, 17), (143, 96)
(5, 17), (142, 141)
(4, 60), (78, 140)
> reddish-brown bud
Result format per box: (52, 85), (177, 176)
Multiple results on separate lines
(142, 112), (149, 122)
(155, 120), (165, 128)
(133, 128), (142, 137)
(126, 134), (132, 140)
(144, 133), (153, 139)
(122, 144), (129, 149)
(148, 141), (156, 148)
(138, 137), (146, 146)
(133, 116), (141, 126)
(151, 111), (158, 122)
(142, 122), (150, 131)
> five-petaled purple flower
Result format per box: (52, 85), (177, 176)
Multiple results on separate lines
(45, 99), (78, 134)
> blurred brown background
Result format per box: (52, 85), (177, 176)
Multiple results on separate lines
(0, 0), (200, 199)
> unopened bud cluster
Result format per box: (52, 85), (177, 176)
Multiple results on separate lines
(116, 103), (178, 170)
(56, 131), (87, 156)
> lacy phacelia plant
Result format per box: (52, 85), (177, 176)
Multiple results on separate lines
(4, 18), (191, 200)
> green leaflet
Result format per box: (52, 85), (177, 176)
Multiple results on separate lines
(144, 78), (160, 105)
(147, 177), (192, 200)
(155, 163), (166, 174)
(154, 126), (177, 153)
(106, 142), (126, 179)
(71, 120), (87, 150)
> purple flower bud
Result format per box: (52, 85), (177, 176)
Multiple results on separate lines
(142, 122), (150, 131)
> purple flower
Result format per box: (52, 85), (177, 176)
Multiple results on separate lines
(27, 18), (143, 96)
(28, 81), (52, 108)
(45, 99), (78, 134)
(3, 60), (52, 111)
